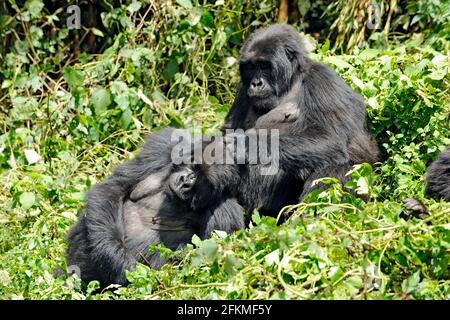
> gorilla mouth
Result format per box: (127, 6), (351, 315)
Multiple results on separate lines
(247, 90), (272, 99)
(169, 170), (197, 200)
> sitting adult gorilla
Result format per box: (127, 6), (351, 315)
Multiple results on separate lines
(66, 128), (244, 287)
(223, 24), (381, 216)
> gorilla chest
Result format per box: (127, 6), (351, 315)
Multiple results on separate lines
(123, 192), (198, 240)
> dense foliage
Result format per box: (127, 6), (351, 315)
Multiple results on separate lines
(0, 0), (449, 299)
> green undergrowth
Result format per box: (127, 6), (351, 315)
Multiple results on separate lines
(0, 0), (449, 299)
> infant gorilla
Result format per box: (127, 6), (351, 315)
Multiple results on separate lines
(253, 81), (301, 129)
(66, 128), (244, 287)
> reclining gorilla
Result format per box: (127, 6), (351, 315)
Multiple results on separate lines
(223, 24), (381, 216)
(66, 128), (244, 287)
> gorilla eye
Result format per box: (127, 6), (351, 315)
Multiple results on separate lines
(239, 60), (251, 70)
(260, 61), (271, 70)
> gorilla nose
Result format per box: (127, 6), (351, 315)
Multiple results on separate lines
(178, 172), (196, 189)
(250, 78), (263, 88)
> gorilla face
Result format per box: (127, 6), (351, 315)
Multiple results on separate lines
(129, 163), (216, 213)
(240, 59), (275, 99)
(169, 166), (197, 201)
(239, 24), (305, 113)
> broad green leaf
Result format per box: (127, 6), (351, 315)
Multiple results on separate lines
(25, 0), (44, 18)
(20, 192), (35, 209)
(356, 176), (369, 194)
(224, 253), (242, 275)
(24, 149), (41, 164)
(200, 11), (214, 29)
(127, 0), (142, 13)
(176, 0), (193, 9)
(119, 108), (132, 129)
(63, 67), (84, 92)
(402, 271), (421, 294)
(265, 249), (280, 266)
(351, 76), (364, 90)
(326, 56), (352, 69)
(191, 234), (202, 247)
(1, 80), (11, 89)
(251, 211), (261, 225)
(91, 87), (112, 115)
(91, 28), (104, 37)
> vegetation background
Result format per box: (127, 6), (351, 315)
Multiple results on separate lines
(0, 0), (449, 299)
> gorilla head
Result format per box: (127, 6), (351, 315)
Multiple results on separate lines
(66, 128), (244, 287)
(239, 24), (307, 113)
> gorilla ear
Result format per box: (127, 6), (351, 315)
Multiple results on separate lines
(284, 46), (296, 61)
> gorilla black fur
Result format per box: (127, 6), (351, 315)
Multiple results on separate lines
(66, 128), (244, 287)
(426, 148), (450, 201)
(223, 24), (381, 216)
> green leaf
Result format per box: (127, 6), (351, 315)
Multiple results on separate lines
(200, 11), (215, 29)
(402, 271), (421, 294)
(176, 0), (193, 9)
(142, 109), (154, 127)
(91, 28), (104, 37)
(119, 108), (132, 129)
(191, 234), (202, 247)
(298, 0), (311, 16)
(351, 76), (364, 90)
(326, 56), (352, 69)
(63, 67), (85, 92)
(200, 239), (218, 261)
(224, 253), (242, 275)
(25, 0), (44, 18)
(251, 211), (261, 225)
(356, 176), (369, 194)
(320, 39), (330, 54)
(265, 249), (280, 266)
(127, 0), (142, 13)
(1, 80), (12, 89)
(164, 59), (179, 81)
(24, 149), (41, 164)
(20, 192), (35, 209)
(91, 87), (112, 115)
(328, 266), (344, 282)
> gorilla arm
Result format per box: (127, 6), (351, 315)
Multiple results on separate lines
(254, 81), (301, 128)
(200, 198), (245, 238)
(80, 178), (137, 285)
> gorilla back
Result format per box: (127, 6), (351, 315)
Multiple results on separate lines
(66, 128), (244, 287)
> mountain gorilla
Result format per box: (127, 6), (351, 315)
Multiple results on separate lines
(403, 148), (450, 218)
(223, 24), (381, 216)
(426, 148), (450, 201)
(66, 128), (244, 287)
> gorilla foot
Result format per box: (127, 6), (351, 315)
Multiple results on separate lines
(402, 198), (430, 220)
